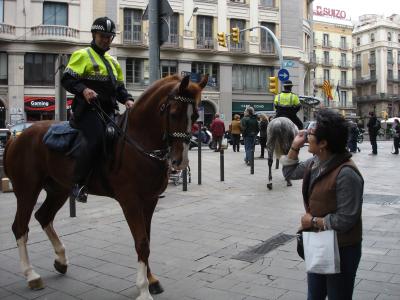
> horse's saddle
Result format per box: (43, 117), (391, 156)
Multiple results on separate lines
(43, 122), (81, 156)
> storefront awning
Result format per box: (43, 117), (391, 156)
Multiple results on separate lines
(232, 102), (273, 113)
(24, 96), (73, 112)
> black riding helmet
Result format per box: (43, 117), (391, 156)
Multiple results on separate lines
(91, 17), (116, 36)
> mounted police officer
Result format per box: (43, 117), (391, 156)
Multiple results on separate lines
(61, 17), (135, 203)
(274, 80), (303, 129)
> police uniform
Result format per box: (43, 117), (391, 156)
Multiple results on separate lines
(273, 82), (303, 129)
(61, 17), (133, 202)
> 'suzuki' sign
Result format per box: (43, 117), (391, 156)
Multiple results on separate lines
(313, 6), (347, 20)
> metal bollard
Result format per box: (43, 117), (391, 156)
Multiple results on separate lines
(182, 168), (188, 191)
(69, 197), (76, 217)
(250, 150), (254, 174)
(198, 134), (202, 185)
(220, 149), (224, 181)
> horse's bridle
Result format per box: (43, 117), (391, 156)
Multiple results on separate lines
(93, 92), (196, 162)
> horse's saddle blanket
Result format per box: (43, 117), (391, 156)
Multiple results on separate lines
(43, 122), (81, 154)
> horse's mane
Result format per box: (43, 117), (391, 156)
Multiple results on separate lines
(134, 75), (181, 106)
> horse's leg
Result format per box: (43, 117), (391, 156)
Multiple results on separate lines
(12, 186), (43, 290)
(34, 186), (70, 274)
(120, 200), (153, 300)
(267, 150), (273, 190)
(143, 199), (163, 295)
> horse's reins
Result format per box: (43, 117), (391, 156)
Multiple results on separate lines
(92, 93), (195, 161)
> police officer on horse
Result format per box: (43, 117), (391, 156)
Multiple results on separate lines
(274, 80), (303, 130)
(61, 17), (135, 203)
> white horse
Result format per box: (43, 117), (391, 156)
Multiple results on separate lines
(266, 117), (299, 190)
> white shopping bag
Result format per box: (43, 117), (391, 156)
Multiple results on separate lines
(303, 230), (340, 274)
(221, 137), (228, 149)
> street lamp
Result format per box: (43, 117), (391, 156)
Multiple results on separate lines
(186, 7), (198, 27)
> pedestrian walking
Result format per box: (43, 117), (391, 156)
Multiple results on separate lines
(229, 114), (241, 152)
(347, 120), (358, 153)
(210, 113), (225, 152)
(274, 80), (303, 129)
(391, 118), (400, 154)
(282, 109), (363, 300)
(258, 114), (268, 158)
(241, 107), (259, 165)
(366, 112), (380, 155)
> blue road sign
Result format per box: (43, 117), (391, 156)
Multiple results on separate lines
(278, 69), (290, 82)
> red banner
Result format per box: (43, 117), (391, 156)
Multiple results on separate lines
(24, 96), (73, 112)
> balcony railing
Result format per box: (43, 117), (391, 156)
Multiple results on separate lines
(321, 40), (332, 48)
(318, 58), (333, 66)
(229, 41), (249, 53)
(195, 38), (216, 50)
(259, 42), (275, 54)
(161, 34), (182, 48)
(0, 23), (16, 36)
(338, 80), (354, 88)
(353, 75), (377, 85)
(368, 58), (376, 65)
(354, 94), (397, 102)
(123, 31), (146, 45)
(338, 60), (351, 68)
(387, 59), (394, 65)
(259, 0), (276, 7)
(314, 78), (335, 86)
(31, 25), (79, 39)
(354, 60), (361, 68)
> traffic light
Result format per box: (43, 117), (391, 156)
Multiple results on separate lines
(231, 27), (240, 43)
(269, 76), (279, 94)
(217, 32), (227, 47)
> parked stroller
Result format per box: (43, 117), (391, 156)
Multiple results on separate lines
(169, 166), (191, 186)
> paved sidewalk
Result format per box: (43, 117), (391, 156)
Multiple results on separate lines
(0, 141), (400, 300)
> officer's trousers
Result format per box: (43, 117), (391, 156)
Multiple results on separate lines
(73, 108), (105, 185)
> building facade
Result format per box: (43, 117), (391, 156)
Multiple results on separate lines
(353, 14), (400, 119)
(0, 0), (313, 128)
(313, 18), (355, 116)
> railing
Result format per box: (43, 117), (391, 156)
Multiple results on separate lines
(338, 80), (354, 88)
(31, 25), (79, 38)
(387, 59), (394, 65)
(229, 41), (249, 53)
(259, 0), (276, 7)
(123, 31), (146, 45)
(195, 38), (215, 50)
(354, 60), (361, 68)
(353, 75), (377, 85)
(259, 42), (275, 54)
(327, 101), (355, 108)
(354, 94), (396, 102)
(318, 58), (333, 66)
(161, 34), (182, 48)
(314, 78), (335, 86)
(321, 40), (332, 48)
(338, 60), (351, 68)
(368, 58), (376, 65)
(0, 23), (16, 35)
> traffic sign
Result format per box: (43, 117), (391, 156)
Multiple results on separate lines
(278, 69), (290, 82)
(282, 60), (295, 68)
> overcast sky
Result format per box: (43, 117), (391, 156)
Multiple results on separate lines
(313, 0), (400, 22)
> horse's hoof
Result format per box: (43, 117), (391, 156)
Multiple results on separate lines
(28, 277), (44, 290)
(54, 260), (68, 274)
(267, 183), (272, 190)
(287, 181), (292, 187)
(149, 281), (164, 294)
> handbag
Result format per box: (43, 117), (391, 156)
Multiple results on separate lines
(221, 137), (228, 149)
(303, 230), (340, 274)
(296, 229), (305, 259)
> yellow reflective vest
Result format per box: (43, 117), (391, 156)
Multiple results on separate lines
(274, 92), (300, 107)
(64, 47), (124, 86)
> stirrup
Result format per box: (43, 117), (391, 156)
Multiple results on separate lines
(71, 184), (88, 203)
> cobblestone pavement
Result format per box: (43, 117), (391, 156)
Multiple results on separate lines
(0, 141), (399, 300)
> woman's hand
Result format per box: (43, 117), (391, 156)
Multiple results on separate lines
(301, 212), (313, 229)
(292, 130), (307, 149)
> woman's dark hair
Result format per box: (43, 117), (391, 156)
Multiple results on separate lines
(315, 109), (349, 154)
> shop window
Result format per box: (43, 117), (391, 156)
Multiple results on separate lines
(24, 53), (56, 86)
(126, 58), (149, 86)
(232, 64), (272, 92)
(43, 2), (68, 26)
(161, 61), (177, 78)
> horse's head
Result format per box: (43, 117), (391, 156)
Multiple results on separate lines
(162, 74), (208, 170)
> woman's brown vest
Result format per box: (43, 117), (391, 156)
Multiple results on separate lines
(304, 159), (363, 247)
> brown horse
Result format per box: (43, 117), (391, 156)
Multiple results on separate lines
(4, 74), (207, 300)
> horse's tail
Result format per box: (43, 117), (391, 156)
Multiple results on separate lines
(3, 137), (14, 177)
